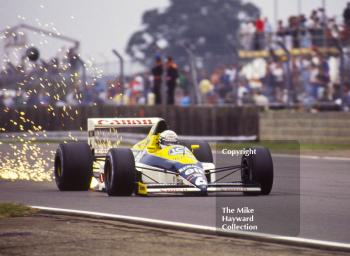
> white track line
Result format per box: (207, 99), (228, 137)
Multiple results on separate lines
(31, 206), (350, 252)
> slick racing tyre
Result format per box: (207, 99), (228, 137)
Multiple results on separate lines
(54, 142), (93, 191)
(104, 148), (136, 196)
(180, 140), (213, 181)
(241, 146), (273, 195)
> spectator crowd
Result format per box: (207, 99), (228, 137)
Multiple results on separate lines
(1, 3), (350, 110)
(240, 3), (350, 51)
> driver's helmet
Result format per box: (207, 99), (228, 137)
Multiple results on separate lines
(159, 130), (178, 148)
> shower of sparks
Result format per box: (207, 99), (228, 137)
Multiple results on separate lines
(0, 105), (89, 181)
(0, 110), (55, 181)
(0, 10), (119, 182)
(94, 128), (122, 154)
(0, 142), (54, 181)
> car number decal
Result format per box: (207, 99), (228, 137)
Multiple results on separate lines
(168, 146), (187, 155)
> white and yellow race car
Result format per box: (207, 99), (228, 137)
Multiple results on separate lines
(54, 118), (273, 196)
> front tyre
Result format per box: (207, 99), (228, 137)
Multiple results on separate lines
(241, 146), (273, 195)
(54, 142), (93, 191)
(104, 148), (136, 196)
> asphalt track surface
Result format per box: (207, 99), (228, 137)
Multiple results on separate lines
(0, 144), (349, 244)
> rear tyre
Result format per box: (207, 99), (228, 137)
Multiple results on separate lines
(104, 148), (136, 196)
(54, 142), (93, 191)
(180, 140), (213, 181)
(241, 146), (273, 195)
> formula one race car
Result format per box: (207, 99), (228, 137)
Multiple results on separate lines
(54, 118), (273, 196)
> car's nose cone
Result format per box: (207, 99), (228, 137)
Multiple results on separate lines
(195, 177), (208, 186)
(198, 184), (207, 193)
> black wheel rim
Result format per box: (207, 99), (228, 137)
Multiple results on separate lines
(54, 156), (62, 180)
(241, 157), (250, 183)
(105, 159), (112, 189)
(57, 164), (62, 177)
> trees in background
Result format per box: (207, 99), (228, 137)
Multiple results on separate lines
(126, 0), (259, 68)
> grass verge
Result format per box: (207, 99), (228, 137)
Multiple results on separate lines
(215, 142), (350, 155)
(2, 139), (350, 156)
(0, 203), (38, 219)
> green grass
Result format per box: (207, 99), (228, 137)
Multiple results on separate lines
(215, 141), (350, 155)
(0, 203), (38, 219)
(0, 139), (83, 144)
(0, 139), (133, 147)
(2, 139), (350, 155)
(298, 143), (350, 151)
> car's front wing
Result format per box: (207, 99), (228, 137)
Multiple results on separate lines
(136, 182), (261, 195)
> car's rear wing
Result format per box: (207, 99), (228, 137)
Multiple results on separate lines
(88, 117), (163, 156)
(88, 118), (162, 129)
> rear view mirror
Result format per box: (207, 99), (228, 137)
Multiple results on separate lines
(191, 144), (200, 152)
(147, 145), (157, 153)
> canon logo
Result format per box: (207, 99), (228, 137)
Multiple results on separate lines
(97, 119), (154, 125)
